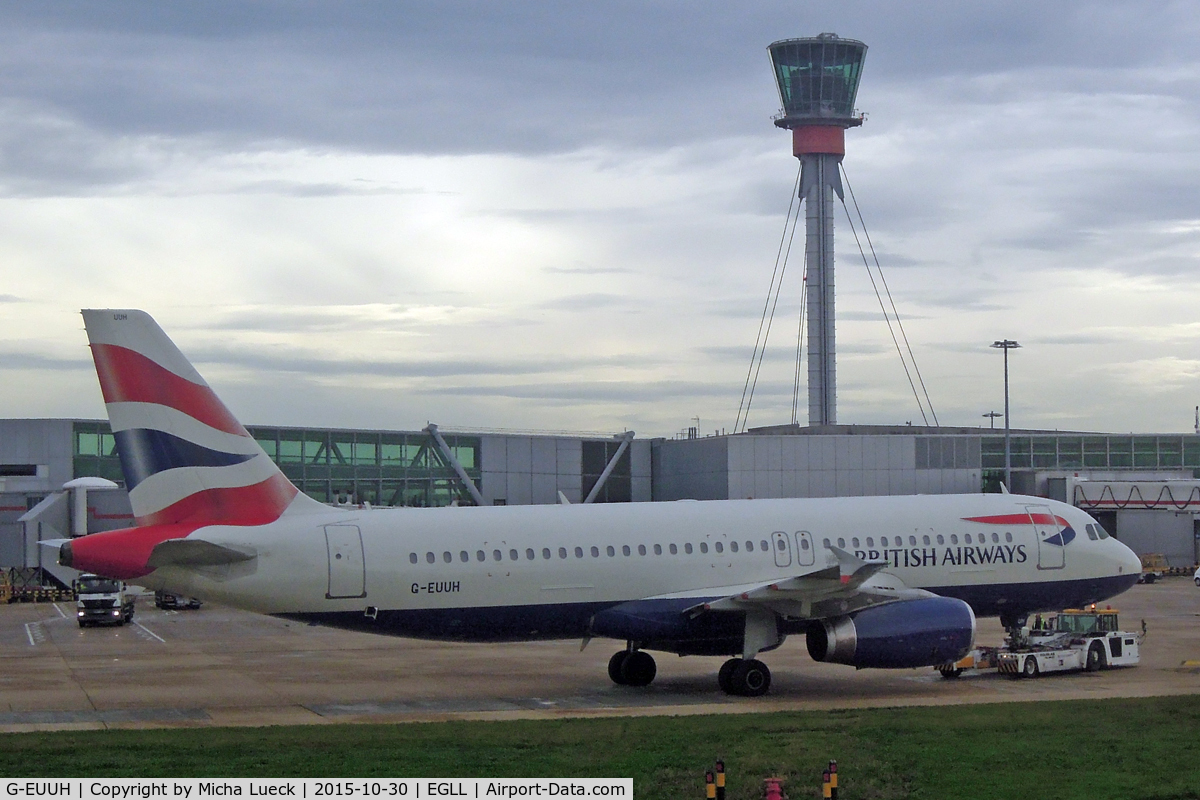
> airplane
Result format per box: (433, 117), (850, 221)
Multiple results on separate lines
(48, 309), (1142, 696)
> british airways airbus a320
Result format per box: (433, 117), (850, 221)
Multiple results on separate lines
(49, 310), (1141, 696)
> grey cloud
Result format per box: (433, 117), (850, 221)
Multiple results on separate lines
(0, 351), (91, 370)
(866, 251), (927, 269)
(0, 101), (160, 196)
(197, 306), (464, 334)
(428, 378), (764, 404)
(3, 1), (1197, 163)
(535, 293), (627, 312)
(229, 180), (446, 198)
(0, 295), (24, 303)
(706, 297), (787, 320)
(696, 345), (794, 363)
(190, 345), (660, 379)
(1032, 332), (1126, 346)
(838, 310), (931, 322)
(918, 291), (1009, 312)
(542, 264), (632, 275)
(837, 342), (892, 355)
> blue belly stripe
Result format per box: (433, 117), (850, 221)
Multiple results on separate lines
(275, 572), (1140, 652)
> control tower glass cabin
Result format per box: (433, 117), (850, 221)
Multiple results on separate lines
(769, 35), (867, 126)
(768, 34), (867, 427)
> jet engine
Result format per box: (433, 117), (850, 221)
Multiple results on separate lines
(806, 596), (975, 668)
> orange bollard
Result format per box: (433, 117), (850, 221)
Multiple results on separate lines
(715, 761), (726, 800)
(705, 771), (716, 800)
(828, 760), (838, 800)
(821, 770), (831, 800)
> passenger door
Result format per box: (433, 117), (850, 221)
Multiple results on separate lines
(1027, 505), (1065, 570)
(325, 524), (366, 598)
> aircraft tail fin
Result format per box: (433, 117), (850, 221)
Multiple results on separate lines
(81, 309), (324, 527)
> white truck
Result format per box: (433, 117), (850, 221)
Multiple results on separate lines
(939, 607), (1141, 679)
(75, 573), (136, 627)
(998, 608), (1140, 677)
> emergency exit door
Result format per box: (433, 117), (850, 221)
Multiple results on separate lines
(771, 531), (792, 568)
(795, 531), (815, 566)
(325, 524), (366, 599)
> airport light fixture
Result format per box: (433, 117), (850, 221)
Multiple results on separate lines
(990, 340), (1021, 490)
(982, 411), (1001, 429)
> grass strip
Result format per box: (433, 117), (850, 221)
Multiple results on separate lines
(2, 695), (1199, 799)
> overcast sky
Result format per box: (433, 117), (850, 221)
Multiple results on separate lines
(2, 1), (1200, 438)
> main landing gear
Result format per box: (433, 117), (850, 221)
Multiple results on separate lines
(606, 647), (772, 697)
(608, 648), (657, 687)
(717, 658), (771, 697)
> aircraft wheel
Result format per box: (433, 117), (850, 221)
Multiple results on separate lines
(729, 659), (771, 697)
(620, 650), (657, 687)
(1086, 641), (1107, 672)
(1022, 656), (1039, 678)
(938, 666), (963, 679)
(717, 658), (740, 693)
(607, 651), (629, 685)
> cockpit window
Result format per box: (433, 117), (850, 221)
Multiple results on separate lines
(1095, 522), (1110, 539)
(1085, 524), (1098, 541)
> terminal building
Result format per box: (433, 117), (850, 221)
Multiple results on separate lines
(3, 417), (1199, 592)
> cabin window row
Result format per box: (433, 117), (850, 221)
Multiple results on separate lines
(822, 531), (1017, 550)
(408, 538), (777, 565)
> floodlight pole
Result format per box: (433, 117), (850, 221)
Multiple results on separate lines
(990, 340), (1021, 490)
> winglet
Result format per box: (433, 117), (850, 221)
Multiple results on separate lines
(557, 491), (571, 505)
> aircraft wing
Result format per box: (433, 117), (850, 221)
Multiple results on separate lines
(682, 546), (935, 621)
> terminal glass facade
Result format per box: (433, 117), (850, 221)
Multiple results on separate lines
(72, 421), (126, 484)
(980, 435), (1200, 471)
(72, 421), (482, 507)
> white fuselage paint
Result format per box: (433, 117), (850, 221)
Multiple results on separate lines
(144, 493), (1140, 628)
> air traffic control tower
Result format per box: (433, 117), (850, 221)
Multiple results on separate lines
(769, 34), (867, 426)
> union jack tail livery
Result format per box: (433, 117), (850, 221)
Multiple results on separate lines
(65, 310), (325, 578)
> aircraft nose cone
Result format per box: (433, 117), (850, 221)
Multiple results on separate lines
(1115, 539), (1141, 576)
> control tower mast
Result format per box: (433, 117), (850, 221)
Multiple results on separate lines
(768, 34), (867, 426)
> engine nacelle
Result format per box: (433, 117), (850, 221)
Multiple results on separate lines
(806, 596), (975, 668)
